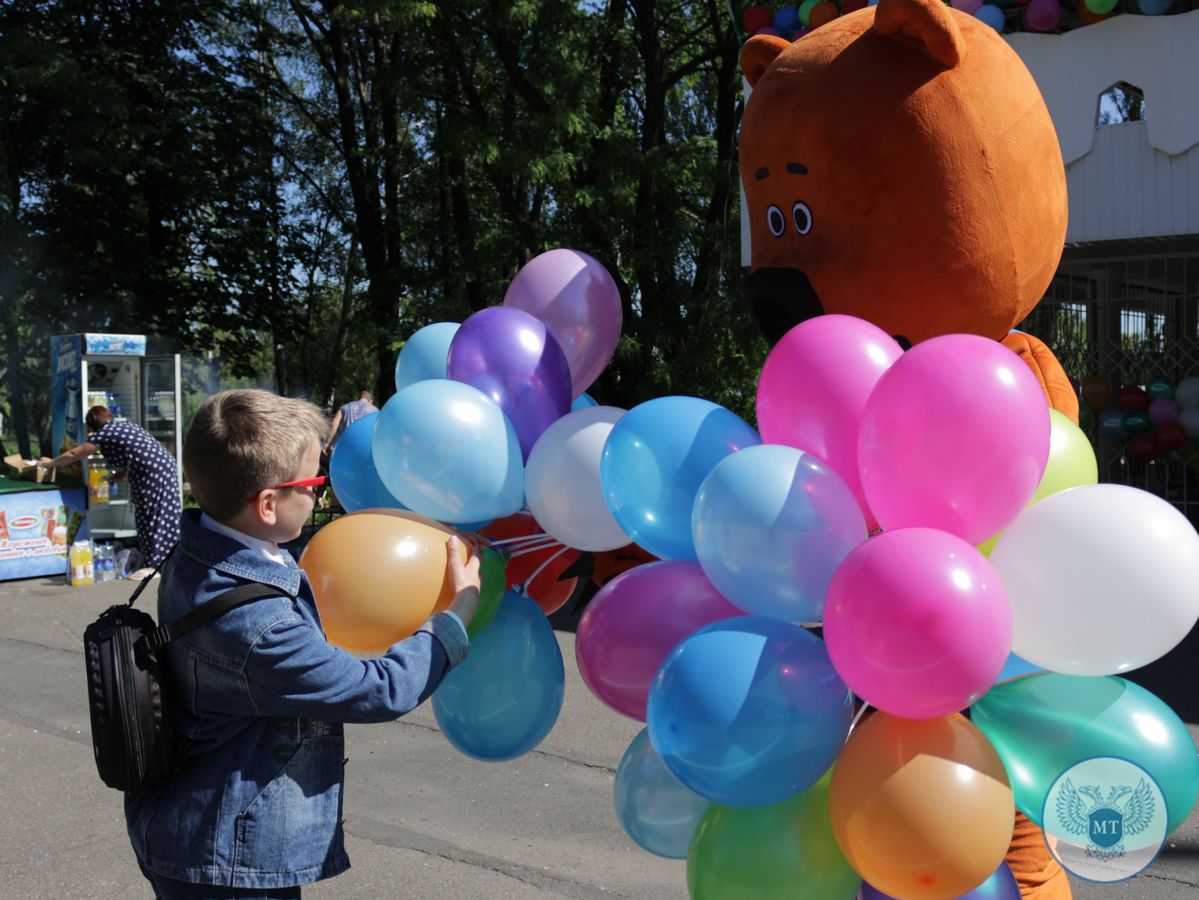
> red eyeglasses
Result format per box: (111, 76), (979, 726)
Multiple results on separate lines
(246, 476), (327, 503)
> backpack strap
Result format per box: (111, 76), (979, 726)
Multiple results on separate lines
(136, 583), (281, 655)
(126, 544), (177, 609)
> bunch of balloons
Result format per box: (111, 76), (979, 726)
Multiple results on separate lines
(742, 1), (851, 40)
(306, 247), (630, 762)
(573, 314), (1199, 899)
(1081, 373), (1199, 462)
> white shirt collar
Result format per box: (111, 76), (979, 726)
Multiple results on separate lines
(200, 513), (288, 566)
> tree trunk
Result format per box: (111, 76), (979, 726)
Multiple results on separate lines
(326, 240), (358, 410)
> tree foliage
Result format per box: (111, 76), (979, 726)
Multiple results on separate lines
(1, 0), (764, 456)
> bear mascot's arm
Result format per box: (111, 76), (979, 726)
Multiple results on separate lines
(1002, 331), (1080, 425)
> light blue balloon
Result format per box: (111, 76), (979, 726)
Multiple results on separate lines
(975, 4), (1006, 31)
(433, 590), (565, 761)
(571, 392), (598, 411)
(372, 379), (524, 525)
(600, 396), (760, 561)
(692, 445), (866, 622)
(647, 616), (852, 808)
(394, 322), (459, 392)
(328, 413), (405, 512)
(614, 728), (709, 859)
(994, 652), (1045, 685)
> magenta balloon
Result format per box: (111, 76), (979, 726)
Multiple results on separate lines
(756, 315), (903, 528)
(503, 249), (621, 397)
(858, 334), (1050, 544)
(824, 528), (1012, 719)
(576, 561), (742, 721)
(1024, 0), (1062, 32)
(447, 306), (572, 461)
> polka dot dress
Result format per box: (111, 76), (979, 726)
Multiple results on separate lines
(93, 420), (182, 567)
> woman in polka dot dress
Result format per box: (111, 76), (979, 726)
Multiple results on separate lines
(42, 406), (182, 579)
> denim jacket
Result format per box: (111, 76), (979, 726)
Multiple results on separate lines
(125, 510), (468, 888)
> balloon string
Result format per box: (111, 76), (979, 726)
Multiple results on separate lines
(486, 533), (555, 548)
(522, 545), (571, 590)
(509, 538), (565, 559)
(847, 701), (871, 738)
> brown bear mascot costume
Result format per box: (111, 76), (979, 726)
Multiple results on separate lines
(739, 0), (1076, 896)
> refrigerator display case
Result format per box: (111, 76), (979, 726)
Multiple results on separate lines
(50, 334), (182, 545)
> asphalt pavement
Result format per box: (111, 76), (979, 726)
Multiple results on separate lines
(0, 575), (1195, 899)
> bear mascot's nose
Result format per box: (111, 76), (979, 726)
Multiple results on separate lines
(744, 267), (825, 345)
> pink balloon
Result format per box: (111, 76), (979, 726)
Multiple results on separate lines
(858, 334), (1050, 544)
(576, 561), (741, 721)
(503, 249), (622, 398)
(951, 0), (984, 11)
(824, 528), (1012, 719)
(1024, 0), (1062, 31)
(756, 315), (903, 528)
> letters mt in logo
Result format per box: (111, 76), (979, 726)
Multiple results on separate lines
(1055, 778), (1157, 862)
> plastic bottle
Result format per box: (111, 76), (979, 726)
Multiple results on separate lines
(96, 543), (114, 583)
(70, 540), (95, 586)
(110, 392), (122, 418)
(88, 455), (110, 503)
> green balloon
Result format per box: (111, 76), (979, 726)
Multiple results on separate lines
(687, 773), (860, 900)
(1148, 376), (1176, 401)
(973, 674), (1199, 833)
(799, 0), (820, 26)
(1085, 0), (1118, 13)
(468, 546), (506, 639)
(1078, 403), (1095, 431)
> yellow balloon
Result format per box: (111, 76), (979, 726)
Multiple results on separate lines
(829, 713), (1014, 900)
(979, 409), (1098, 555)
(300, 509), (469, 654)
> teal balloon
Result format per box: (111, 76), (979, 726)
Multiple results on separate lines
(1148, 375), (1175, 401)
(973, 673), (1199, 832)
(571, 392), (598, 411)
(1123, 411), (1152, 435)
(433, 590), (565, 761)
(372, 379), (524, 525)
(1078, 403), (1094, 431)
(394, 322), (459, 391)
(328, 413), (405, 512)
(614, 728), (709, 859)
(600, 396), (760, 560)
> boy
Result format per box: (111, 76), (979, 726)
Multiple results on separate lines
(126, 389), (479, 898)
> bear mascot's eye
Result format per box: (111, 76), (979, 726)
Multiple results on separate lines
(792, 202), (812, 236)
(766, 205), (786, 237)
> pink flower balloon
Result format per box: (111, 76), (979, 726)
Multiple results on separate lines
(824, 528), (1012, 718)
(858, 334), (1050, 544)
(576, 561), (741, 721)
(503, 249), (621, 398)
(756, 315), (903, 527)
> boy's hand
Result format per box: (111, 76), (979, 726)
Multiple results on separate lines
(446, 535), (481, 626)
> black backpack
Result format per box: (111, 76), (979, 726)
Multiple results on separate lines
(83, 569), (277, 791)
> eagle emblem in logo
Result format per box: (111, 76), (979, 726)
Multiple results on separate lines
(1055, 777), (1158, 863)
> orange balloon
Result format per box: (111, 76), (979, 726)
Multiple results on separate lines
(1080, 374), (1112, 412)
(829, 712), (1014, 900)
(300, 509), (469, 654)
(809, 1), (839, 28)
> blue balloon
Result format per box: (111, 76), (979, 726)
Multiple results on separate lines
(692, 445), (866, 622)
(571, 392), (598, 411)
(1098, 408), (1127, 438)
(993, 652), (1045, 685)
(394, 322), (459, 392)
(601, 396), (760, 561)
(863, 862), (1020, 900)
(647, 616), (852, 808)
(614, 728), (709, 859)
(975, 4), (1006, 31)
(773, 5), (801, 32)
(372, 379), (524, 525)
(1140, 0), (1172, 13)
(433, 591), (565, 761)
(328, 413), (405, 512)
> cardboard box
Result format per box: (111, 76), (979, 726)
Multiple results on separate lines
(4, 455), (57, 484)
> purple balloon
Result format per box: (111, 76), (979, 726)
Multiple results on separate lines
(576, 561), (742, 722)
(1024, 0), (1061, 32)
(503, 249), (621, 398)
(860, 862), (1020, 900)
(447, 306), (572, 462)
(1149, 397), (1180, 425)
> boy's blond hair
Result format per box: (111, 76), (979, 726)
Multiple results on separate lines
(185, 389), (328, 522)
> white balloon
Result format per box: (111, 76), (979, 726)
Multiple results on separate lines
(991, 484), (1199, 676)
(525, 406), (632, 551)
(1175, 376), (1199, 409)
(1178, 407), (1199, 439)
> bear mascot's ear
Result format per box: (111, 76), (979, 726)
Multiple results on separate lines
(873, 0), (966, 70)
(740, 34), (790, 89)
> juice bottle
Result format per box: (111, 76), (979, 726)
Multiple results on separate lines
(70, 540), (95, 586)
(88, 455), (110, 503)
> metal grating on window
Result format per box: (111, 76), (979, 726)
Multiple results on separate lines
(1018, 248), (1199, 524)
